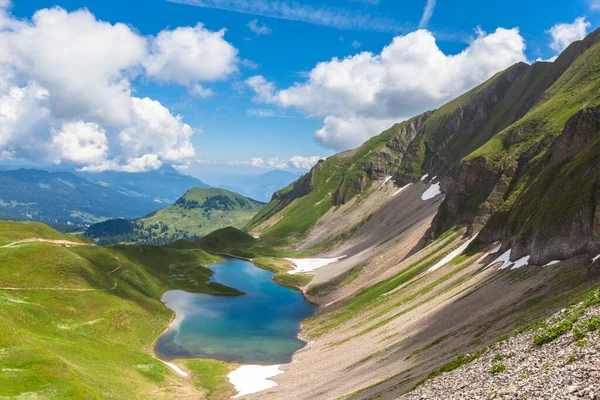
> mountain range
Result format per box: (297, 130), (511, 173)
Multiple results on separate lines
(0, 165), (210, 227)
(76, 165), (209, 204)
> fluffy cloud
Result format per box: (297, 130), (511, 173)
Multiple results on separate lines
(118, 97), (195, 163)
(247, 28), (527, 150)
(144, 24), (238, 86)
(250, 157), (265, 167)
(289, 155), (322, 169)
(246, 75), (278, 103)
(0, 83), (50, 150)
(0, 3), (238, 171)
(315, 116), (397, 150)
(548, 17), (590, 53)
(52, 121), (109, 165)
(1, 6), (147, 125)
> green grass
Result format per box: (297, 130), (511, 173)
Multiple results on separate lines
(253, 257), (313, 289)
(139, 187), (263, 239)
(0, 220), (89, 246)
(185, 359), (236, 399)
(406, 335), (449, 360)
(87, 188), (264, 245)
(0, 221), (239, 399)
(246, 154), (357, 246)
(490, 364), (506, 374)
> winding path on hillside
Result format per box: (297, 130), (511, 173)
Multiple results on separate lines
(0, 239), (121, 292)
(0, 238), (95, 248)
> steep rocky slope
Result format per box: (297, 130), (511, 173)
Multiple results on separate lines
(247, 29), (600, 259)
(239, 29), (600, 400)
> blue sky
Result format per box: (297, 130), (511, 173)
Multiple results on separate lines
(2, 0), (598, 178)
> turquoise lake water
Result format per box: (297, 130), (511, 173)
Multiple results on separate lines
(155, 257), (317, 364)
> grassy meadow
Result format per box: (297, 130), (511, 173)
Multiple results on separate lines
(0, 221), (238, 399)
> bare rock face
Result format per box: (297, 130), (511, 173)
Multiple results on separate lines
(546, 107), (600, 168)
(363, 112), (433, 180)
(270, 161), (318, 207)
(333, 173), (368, 205)
(479, 106), (600, 264)
(432, 156), (505, 237)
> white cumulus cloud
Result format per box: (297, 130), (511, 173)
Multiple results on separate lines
(247, 27), (527, 150)
(289, 155), (322, 169)
(144, 23), (238, 86)
(0, 3), (238, 171)
(548, 17), (590, 53)
(52, 121), (109, 166)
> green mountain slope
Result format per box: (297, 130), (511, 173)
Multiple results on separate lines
(247, 28), (600, 254)
(432, 28), (600, 263)
(0, 221), (239, 399)
(87, 187), (264, 245)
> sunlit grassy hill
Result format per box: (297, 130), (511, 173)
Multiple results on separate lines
(0, 220), (239, 399)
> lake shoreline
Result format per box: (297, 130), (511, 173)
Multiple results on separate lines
(151, 255), (320, 397)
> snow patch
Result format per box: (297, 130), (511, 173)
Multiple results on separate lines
(392, 183), (411, 197)
(253, 235), (261, 239)
(431, 176), (438, 181)
(377, 175), (393, 190)
(285, 256), (346, 274)
(486, 249), (513, 270)
(420, 174), (429, 181)
(593, 254), (600, 263)
(428, 235), (478, 273)
(510, 255), (530, 270)
(228, 365), (284, 398)
(421, 183), (441, 200)
(153, 358), (188, 378)
(543, 260), (561, 267)
(476, 242), (501, 263)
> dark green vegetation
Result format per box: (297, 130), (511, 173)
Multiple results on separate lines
(0, 169), (161, 226)
(529, 286), (600, 346)
(254, 257), (313, 289)
(0, 221), (238, 399)
(195, 227), (281, 258)
(86, 188), (264, 245)
(490, 364), (506, 374)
